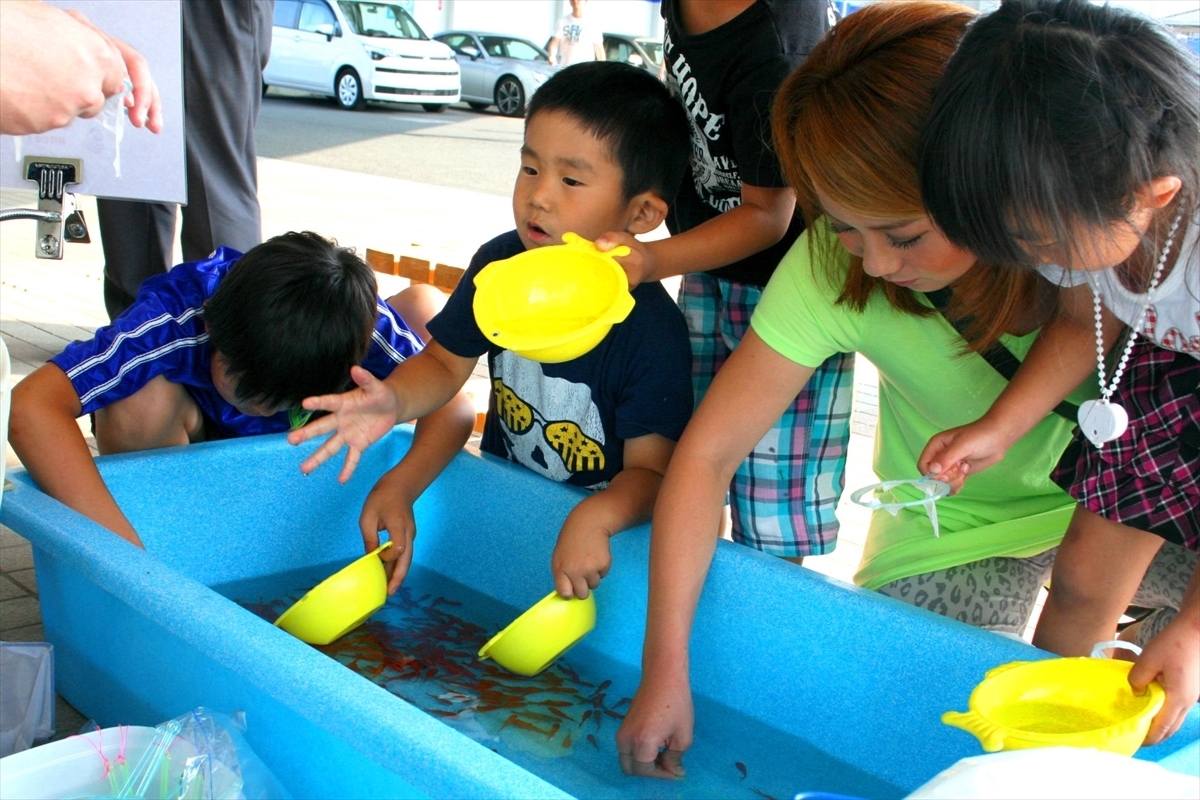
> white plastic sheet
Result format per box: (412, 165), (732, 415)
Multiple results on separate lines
(0, 641), (56, 756)
(907, 747), (1200, 799)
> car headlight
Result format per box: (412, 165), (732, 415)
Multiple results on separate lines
(369, 49), (389, 61)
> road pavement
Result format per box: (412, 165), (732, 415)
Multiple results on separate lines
(257, 90), (523, 197)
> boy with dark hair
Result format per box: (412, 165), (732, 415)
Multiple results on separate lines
(290, 62), (695, 600)
(9, 231), (475, 549)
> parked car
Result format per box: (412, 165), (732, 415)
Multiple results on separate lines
(264, 0), (460, 112)
(603, 33), (663, 77)
(433, 31), (557, 117)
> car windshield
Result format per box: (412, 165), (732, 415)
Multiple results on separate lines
(480, 36), (547, 61)
(337, 1), (427, 39)
(637, 39), (663, 66)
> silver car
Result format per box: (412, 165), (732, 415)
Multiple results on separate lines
(433, 31), (557, 117)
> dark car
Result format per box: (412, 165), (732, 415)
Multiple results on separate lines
(603, 32), (663, 77)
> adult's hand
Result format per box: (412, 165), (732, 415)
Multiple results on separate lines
(287, 366), (400, 483)
(0, 1), (160, 135)
(615, 673), (692, 779)
(68, 10), (164, 133)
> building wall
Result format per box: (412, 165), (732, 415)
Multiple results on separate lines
(409, 0), (663, 43)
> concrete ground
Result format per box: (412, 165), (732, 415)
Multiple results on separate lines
(0, 156), (884, 743)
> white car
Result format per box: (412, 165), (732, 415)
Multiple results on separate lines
(433, 31), (557, 117)
(265, 0), (460, 112)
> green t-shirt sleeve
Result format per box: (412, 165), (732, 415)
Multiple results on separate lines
(750, 228), (863, 368)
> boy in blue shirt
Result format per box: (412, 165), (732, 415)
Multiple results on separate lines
(289, 63), (695, 600)
(9, 231), (475, 549)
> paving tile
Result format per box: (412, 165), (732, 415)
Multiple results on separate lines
(0, 596), (43, 631)
(0, 542), (34, 572)
(8, 568), (38, 595)
(0, 622), (44, 642)
(0, 573), (29, 600)
(1, 525), (29, 548)
(53, 695), (91, 741)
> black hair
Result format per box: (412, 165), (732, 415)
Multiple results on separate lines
(525, 61), (690, 203)
(204, 231), (377, 408)
(918, 0), (1200, 269)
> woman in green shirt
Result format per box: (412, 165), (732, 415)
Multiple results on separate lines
(615, 0), (1095, 779)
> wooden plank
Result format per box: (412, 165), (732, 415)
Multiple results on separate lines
(397, 256), (432, 284)
(433, 263), (464, 292)
(365, 248), (397, 276)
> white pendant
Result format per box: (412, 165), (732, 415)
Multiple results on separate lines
(1078, 399), (1129, 447)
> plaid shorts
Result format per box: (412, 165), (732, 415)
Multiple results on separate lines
(677, 273), (855, 556)
(1052, 339), (1199, 550)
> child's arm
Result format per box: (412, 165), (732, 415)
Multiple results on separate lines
(551, 432), (676, 600)
(616, 331), (815, 779)
(288, 340), (476, 483)
(596, 183), (796, 285)
(8, 364), (144, 547)
(919, 283), (1123, 489)
(359, 390), (476, 594)
(1130, 560), (1200, 745)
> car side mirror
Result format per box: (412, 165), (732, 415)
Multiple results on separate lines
(628, 53), (644, 67)
(314, 23), (336, 41)
(471, 50), (484, 60)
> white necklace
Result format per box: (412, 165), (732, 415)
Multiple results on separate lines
(1078, 211), (1182, 448)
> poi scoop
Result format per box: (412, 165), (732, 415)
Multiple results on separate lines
(849, 473), (950, 537)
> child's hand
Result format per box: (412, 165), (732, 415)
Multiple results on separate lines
(551, 517), (613, 600)
(595, 232), (656, 288)
(360, 473), (418, 595)
(1128, 617), (1200, 745)
(287, 366), (398, 483)
(918, 419), (1011, 493)
(616, 670), (692, 779)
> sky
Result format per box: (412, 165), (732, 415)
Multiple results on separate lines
(1102, 0), (1199, 20)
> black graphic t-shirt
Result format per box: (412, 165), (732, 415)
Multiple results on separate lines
(427, 231), (694, 490)
(662, 0), (834, 286)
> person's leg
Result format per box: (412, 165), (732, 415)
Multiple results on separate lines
(177, 0), (271, 260)
(95, 199), (176, 320)
(386, 283), (448, 343)
(876, 548), (1057, 636)
(718, 279), (855, 562)
(1032, 506), (1165, 656)
(93, 376), (205, 454)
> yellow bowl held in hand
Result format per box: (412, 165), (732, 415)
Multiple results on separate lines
(472, 232), (635, 363)
(274, 542), (393, 645)
(942, 653), (1165, 756)
(478, 590), (597, 677)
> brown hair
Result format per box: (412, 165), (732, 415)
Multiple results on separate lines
(772, 0), (1049, 351)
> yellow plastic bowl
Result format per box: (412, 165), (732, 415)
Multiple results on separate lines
(472, 232), (635, 363)
(274, 542), (392, 645)
(478, 591), (597, 677)
(942, 658), (1165, 755)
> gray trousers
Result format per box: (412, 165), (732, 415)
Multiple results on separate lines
(876, 542), (1197, 639)
(98, 0), (274, 319)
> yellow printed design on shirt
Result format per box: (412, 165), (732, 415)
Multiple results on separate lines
(493, 378), (533, 434)
(543, 421), (605, 473)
